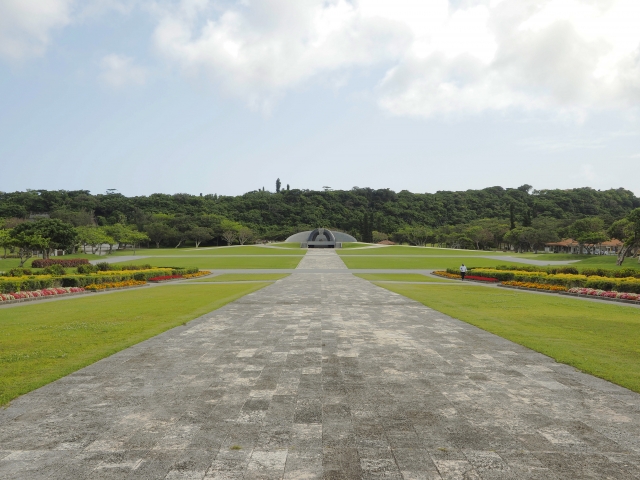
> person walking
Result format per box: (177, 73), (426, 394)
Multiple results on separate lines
(460, 263), (467, 281)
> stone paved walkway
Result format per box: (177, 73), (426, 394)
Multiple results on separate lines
(1, 251), (640, 479)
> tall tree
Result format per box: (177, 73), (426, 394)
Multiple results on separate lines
(276, 178), (281, 193)
(608, 208), (640, 265)
(11, 219), (76, 258)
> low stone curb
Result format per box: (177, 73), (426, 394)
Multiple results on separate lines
(498, 284), (640, 305)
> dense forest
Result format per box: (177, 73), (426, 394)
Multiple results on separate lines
(1, 185), (638, 234)
(0, 185), (639, 255)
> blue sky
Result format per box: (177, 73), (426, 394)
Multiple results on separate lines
(1, 0), (639, 197)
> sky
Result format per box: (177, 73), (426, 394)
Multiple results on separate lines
(0, 0), (639, 197)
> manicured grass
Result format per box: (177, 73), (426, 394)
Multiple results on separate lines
(355, 273), (453, 282)
(111, 246), (304, 256)
(116, 256), (302, 269)
(0, 283), (268, 406)
(377, 283), (640, 393)
(341, 256), (519, 270)
(341, 242), (374, 249)
(187, 274), (290, 282)
(267, 243), (301, 249)
(339, 246), (508, 256)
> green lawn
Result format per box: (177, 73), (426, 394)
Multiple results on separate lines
(111, 246), (304, 256)
(355, 273), (453, 282)
(340, 242), (374, 249)
(341, 256), (519, 270)
(376, 283), (640, 393)
(339, 246), (507, 256)
(187, 274), (290, 282)
(0, 283), (268, 406)
(267, 243), (301, 249)
(116, 256), (302, 269)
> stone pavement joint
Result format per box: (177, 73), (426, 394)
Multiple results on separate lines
(1, 250), (640, 478)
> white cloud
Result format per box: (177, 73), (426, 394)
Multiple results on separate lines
(152, 0), (412, 109)
(0, 0), (73, 59)
(99, 54), (148, 87)
(151, 0), (640, 117)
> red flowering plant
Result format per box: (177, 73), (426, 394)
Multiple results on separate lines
(148, 275), (183, 282)
(0, 287), (84, 302)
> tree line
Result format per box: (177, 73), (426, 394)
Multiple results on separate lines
(0, 184), (639, 264)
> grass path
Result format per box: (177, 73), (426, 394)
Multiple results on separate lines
(0, 283), (268, 406)
(376, 283), (640, 393)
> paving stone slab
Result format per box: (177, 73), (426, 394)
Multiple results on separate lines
(1, 250), (640, 479)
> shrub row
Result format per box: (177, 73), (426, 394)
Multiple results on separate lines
(94, 262), (153, 271)
(32, 259), (89, 268)
(485, 264), (640, 278)
(467, 268), (640, 294)
(0, 267), (198, 292)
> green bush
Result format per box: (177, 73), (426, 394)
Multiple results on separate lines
(95, 262), (112, 271)
(120, 264), (152, 271)
(0, 277), (56, 293)
(8, 268), (32, 277)
(43, 264), (66, 276)
(76, 264), (99, 274)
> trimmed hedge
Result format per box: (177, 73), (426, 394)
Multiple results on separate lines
(32, 259), (90, 268)
(467, 268), (640, 294)
(0, 278), (56, 293)
(0, 267), (199, 292)
(485, 264), (640, 278)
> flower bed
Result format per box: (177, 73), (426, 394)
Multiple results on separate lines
(502, 281), (567, 292)
(465, 275), (499, 282)
(432, 271), (498, 282)
(148, 275), (183, 282)
(0, 287), (85, 302)
(568, 287), (640, 301)
(0, 267), (202, 292)
(85, 280), (147, 290)
(433, 271), (461, 279)
(182, 271), (211, 279)
(464, 268), (640, 293)
(32, 259), (90, 268)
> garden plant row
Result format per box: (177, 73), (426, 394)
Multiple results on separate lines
(444, 266), (640, 293)
(0, 269), (211, 303)
(0, 263), (206, 294)
(435, 266), (640, 304)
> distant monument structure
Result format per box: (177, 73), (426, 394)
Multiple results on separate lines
(285, 228), (357, 248)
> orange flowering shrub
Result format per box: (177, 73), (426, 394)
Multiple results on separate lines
(502, 281), (567, 292)
(183, 271), (211, 279)
(85, 280), (146, 291)
(432, 271), (460, 279)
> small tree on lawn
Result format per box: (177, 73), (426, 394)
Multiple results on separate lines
(237, 227), (253, 245)
(121, 229), (149, 255)
(221, 220), (241, 246)
(11, 233), (50, 267)
(145, 222), (175, 248)
(189, 227), (213, 248)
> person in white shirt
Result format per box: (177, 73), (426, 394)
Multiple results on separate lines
(459, 264), (467, 281)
